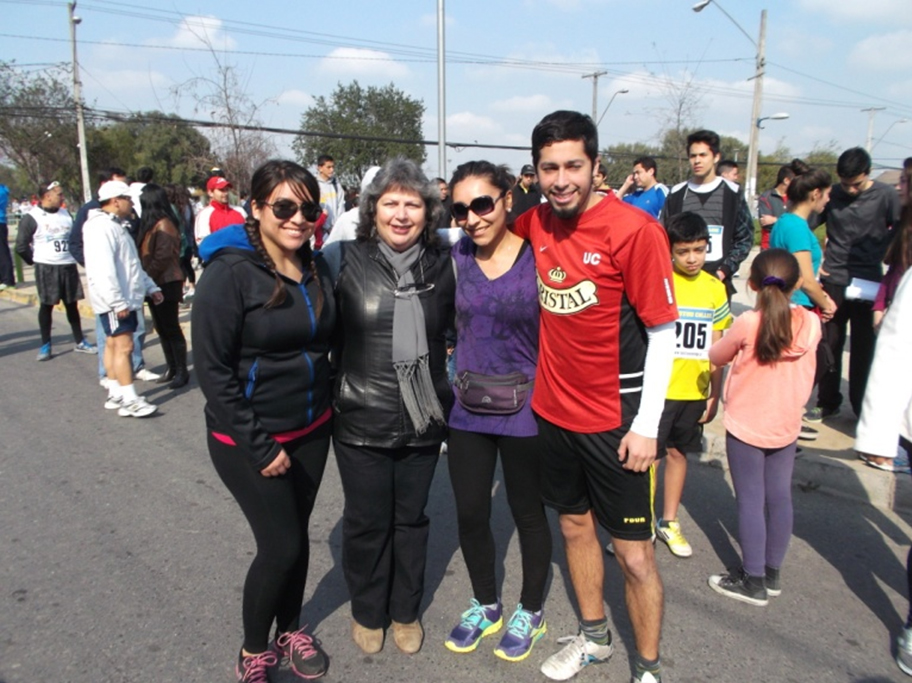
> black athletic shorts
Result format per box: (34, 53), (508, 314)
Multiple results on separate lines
(35, 262), (83, 306)
(536, 416), (656, 541)
(656, 399), (706, 458)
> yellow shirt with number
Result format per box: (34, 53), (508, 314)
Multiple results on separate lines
(667, 269), (732, 400)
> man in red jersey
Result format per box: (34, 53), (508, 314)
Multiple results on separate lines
(513, 111), (677, 683)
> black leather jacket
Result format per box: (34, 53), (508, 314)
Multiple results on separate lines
(326, 239), (455, 448)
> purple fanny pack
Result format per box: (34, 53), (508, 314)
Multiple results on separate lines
(453, 370), (534, 415)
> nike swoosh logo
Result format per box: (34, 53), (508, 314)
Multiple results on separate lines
(539, 245), (547, 252)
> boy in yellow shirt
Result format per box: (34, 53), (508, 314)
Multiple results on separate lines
(655, 212), (732, 557)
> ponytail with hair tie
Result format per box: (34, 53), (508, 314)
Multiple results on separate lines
(761, 275), (786, 290)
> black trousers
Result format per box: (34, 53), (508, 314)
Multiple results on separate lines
(0, 223), (15, 286)
(147, 282), (185, 345)
(334, 439), (440, 629)
(818, 281), (877, 416)
(447, 428), (552, 611)
(208, 421), (331, 653)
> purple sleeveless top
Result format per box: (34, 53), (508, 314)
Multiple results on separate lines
(449, 236), (539, 437)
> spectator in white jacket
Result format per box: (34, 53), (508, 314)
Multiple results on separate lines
(84, 181), (163, 418)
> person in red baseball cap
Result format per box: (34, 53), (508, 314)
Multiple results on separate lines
(194, 175), (247, 244)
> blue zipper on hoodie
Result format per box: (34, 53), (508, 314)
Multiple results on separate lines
(245, 359), (259, 400)
(298, 282), (317, 424)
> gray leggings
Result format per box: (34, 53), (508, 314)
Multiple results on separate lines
(726, 432), (797, 577)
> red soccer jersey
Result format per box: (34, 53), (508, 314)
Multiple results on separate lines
(513, 192), (677, 433)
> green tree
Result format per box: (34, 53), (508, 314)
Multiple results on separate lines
(89, 112), (212, 186)
(293, 81), (426, 187)
(0, 61), (82, 196)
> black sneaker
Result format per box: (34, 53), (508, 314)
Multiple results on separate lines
(275, 628), (327, 679)
(804, 406), (838, 423)
(798, 424), (818, 441)
(765, 566), (781, 597)
(708, 567), (768, 606)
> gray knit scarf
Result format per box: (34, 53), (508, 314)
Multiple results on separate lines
(377, 240), (446, 434)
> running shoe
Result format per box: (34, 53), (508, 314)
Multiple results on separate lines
(275, 628), (327, 679)
(798, 424), (818, 441)
(74, 339), (98, 355)
(135, 368), (161, 382)
(804, 406), (838, 423)
(236, 650), (278, 683)
(897, 625), (912, 676)
(708, 567), (768, 606)
(493, 604), (546, 662)
(118, 397), (157, 418)
(444, 598), (502, 653)
(540, 633), (613, 681)
(36, 343), (52, 361)
(765, 566), (781, 597)
(633, 670), (661, 683)
(104, 395), (123, 410)
(656, 518), (693, 558)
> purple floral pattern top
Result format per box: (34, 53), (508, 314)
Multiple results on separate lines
(449, 235), (539, 437)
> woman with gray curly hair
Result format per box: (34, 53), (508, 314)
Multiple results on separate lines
(322, 157), (455, 656)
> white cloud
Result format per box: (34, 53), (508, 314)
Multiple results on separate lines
(276, 89), (315, 108)
(888, 78), (912, 98)
(797, 0), (912, 25)
(849, 30), (912, 71)
(490, 94), (554, 113)
(163, 16), (236, 50)
(446, 111), (501, 138)
(318, 48), (409, 78)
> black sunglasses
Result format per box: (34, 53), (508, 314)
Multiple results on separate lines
(451, 190), (507, 223)
(264, 199), (322, 222)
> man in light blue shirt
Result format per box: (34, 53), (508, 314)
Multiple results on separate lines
(618, 156), (668, 219)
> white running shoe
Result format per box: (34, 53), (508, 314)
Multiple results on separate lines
(540, 633), (613, 681)
(104, 395), (123, 410)
(135, 368), (161, 382)
(118, 397), (157, 418)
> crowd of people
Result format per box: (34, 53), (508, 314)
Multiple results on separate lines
(5, 111), (912, 683)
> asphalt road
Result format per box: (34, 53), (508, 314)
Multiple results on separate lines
(2, 298), (911, 683)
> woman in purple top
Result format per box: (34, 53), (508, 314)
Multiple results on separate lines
(443, 161), (552, 662)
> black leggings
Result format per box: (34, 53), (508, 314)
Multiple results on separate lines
(147, 292), (185, 346)
(208, 420), (331, 653)
(447, 429), (552, 611)
(38, 302), (84, 345)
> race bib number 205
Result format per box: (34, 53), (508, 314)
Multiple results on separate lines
(674, 307), (712, 360)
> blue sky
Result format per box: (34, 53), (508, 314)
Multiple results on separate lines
(2, 0), (911, 181)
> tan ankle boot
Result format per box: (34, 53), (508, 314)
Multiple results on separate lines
(391, 620), (424, 654)
(351, 620), (384, 654)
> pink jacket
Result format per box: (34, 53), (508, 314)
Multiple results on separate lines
(710, 307), (821, 448)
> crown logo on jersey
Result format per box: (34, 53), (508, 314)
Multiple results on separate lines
(549, 266), (567, 283)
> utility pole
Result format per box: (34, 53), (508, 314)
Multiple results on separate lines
(745, 9), (766, 205)
(437, 0), (447, 179)
(582, 70), (608, 121)
(862, 107), (886, 153)
(68, 2), (92, 203)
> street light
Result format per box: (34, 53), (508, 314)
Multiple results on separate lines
(871, 118), (909, 152)
(757, 112), (789, 129)
(68, 1), (92, 203)
(693, 1), (767, 203)
(596, 89), (629, 127)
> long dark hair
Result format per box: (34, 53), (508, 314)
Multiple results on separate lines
(749, 249), (801, 364)
(137, 183), (180, 248)
(245, 159), (323, 312)
(786, 167), (831, 204)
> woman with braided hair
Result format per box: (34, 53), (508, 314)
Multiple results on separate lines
(192, 159), (334, 682)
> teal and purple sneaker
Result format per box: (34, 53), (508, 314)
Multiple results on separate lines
(494, 604), (547, 662)
(444, 598), (502, 653)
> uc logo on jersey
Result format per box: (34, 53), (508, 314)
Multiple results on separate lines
(583, 252), (601, 265)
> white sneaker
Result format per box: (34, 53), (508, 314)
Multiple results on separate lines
(104, 395), (122, 410)
(118, 397), (157, 418)
(99, 377), (111, 390)
(540, 633), (613, 681)
(135, 368), (161, 382)
(633, 671), (661, 683)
